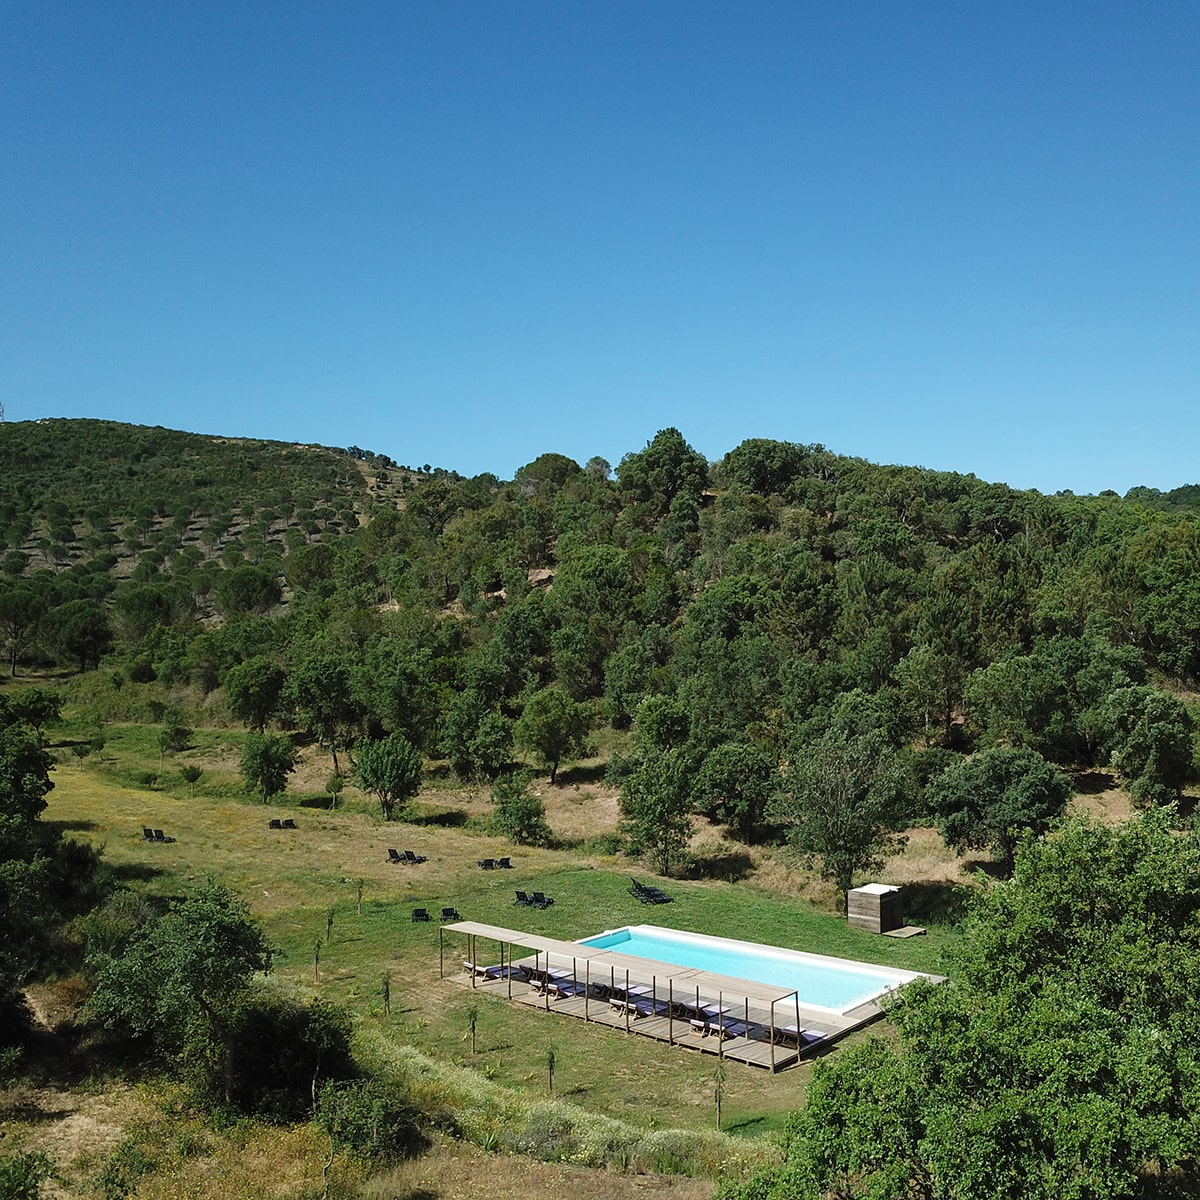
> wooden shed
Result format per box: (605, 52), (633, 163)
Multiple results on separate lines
(847, 883), (903, 933)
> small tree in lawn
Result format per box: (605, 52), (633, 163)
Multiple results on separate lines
(180, 765), (202, 796)
(355, 733), (423, 821)
(514, 687), (590, 784)
(714, 1062), (727, 1130)
(545, 1044), (556, 1095)
(491, 771), (552, 846)
(326, 773), (344, 809)
(465, 1000), (480, 1055)
(773, 731), (908, 904)
(240, 732), (298, 803)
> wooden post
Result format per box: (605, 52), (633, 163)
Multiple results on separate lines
(770, 1000), (776, 1071)
(439, 928), (444, 978)
(585, 961), (590, 1021)
(625, 970), (630, 1032)
(667, 979), (673, 1044)
(469, 933), (475, 987)
(718, 990), (724, 1058)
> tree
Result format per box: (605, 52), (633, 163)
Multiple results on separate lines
(212, 564), (281, 617)
(8, 686), (62, 733)
(490, 771), (552, 846)
(180, 765), (202, 796)
(1101, 685), (1194, 805)
(0, 583), (46, 677)
(693, 741), (778, 842)
(0, 705), (57, 1015)
(42, 598), (111, 671)
(224, 656), (287, 732)
(240, 732), (297, 802)
(722, 811), (1200, 1200)
(354, 733), (422, 821)
(928, 747), (1073, 875)
(158, 706), (193, 754)
(440, 689), (513, 781)
(287, 653), (356, 774)
(619, 747), (696, 876)
(88, 878), (274, 1104)
(514, 687), (590, 784)
(773, 731), (908, 899)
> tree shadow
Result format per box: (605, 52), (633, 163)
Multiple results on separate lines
(724, 1115), (770, 1135)
(555, 762), (608, 787)
(898, 879), (975, 924)
(46, 818), (99, 833)
(687, 848), (755, 882)
(107, 861), (162, 884)
(406, 809), (469, 828)
(1072, 770), (1117, 794)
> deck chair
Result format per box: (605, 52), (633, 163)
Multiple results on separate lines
(644, 886), (673, 904)
(404, 850), (427, 863)
(411, 908), (431, 922)
(269, 818), (283, 830)
(530, 891), (554, 909)
(387, 848), (404, 863)
(496, 856), (511, 869)
(142, 827), (156, 840)
(281, 817), (297, 830)
(441, 906), (462, 921)
(153, 829), (174, 843)
(514, 890), (532, 906)
(478, 858), (495, 870)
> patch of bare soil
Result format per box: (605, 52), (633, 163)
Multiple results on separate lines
(0, 1084), (153, 1200)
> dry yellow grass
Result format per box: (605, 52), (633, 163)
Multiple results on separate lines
(362, 1137), (716, 1200)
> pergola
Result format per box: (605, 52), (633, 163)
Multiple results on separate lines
(440, 920), (805, 1070)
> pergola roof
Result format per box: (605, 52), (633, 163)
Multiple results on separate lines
(443, 920), (800, 1005)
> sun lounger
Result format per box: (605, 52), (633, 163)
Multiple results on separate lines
(404, 850), (427, 863)
(142, 826), (155, 840)
(514, 890), (533, 906)
(269, 818), (283, 830)
(772, 1025), (824, 1049)
(496, 856), (511, 869)
(387, 848), (404, 863)
(411, 908), (431, 922)
(548, 979), (587, 1000)
(464, 960), (507, 980)
(281, 817), (297, 829)
(441, 906), (462, 921)
(153, 829), (174, 843)
(478, 858), (495, 870)
(711, 1020), (750, 1041)
(530, 891), (554, 908)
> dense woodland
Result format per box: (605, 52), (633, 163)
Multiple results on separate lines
(4, 417), (1200, 1198)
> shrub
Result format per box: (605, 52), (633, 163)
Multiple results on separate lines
(317, 1078), (428, 1165)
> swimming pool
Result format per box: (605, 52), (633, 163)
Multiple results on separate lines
(578, 924), (923, 1015)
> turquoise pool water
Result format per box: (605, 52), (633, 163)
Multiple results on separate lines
(579, 924), (904, 1013)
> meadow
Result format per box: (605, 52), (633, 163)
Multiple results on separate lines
(38, 715), (955, 1142)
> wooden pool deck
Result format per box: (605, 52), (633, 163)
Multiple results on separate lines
(439, 920), (936, 1072)
(458, 970), (828, 1070)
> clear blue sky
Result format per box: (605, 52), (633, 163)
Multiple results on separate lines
(3, 2), (1197, 494)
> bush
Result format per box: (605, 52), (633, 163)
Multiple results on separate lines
(223, 992), (356, 1121)
(490, 772), (552, 846)
(0, 1151), (53, 1200)
(317, 1077), (428, 1165)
